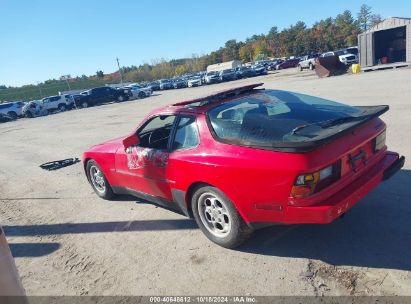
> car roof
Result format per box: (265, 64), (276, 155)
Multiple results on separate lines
(149, 83), (264, 116)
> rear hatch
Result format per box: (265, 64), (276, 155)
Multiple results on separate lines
(206, 90), (389, 154)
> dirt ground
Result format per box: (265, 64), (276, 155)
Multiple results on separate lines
(1, 67), (410, 296)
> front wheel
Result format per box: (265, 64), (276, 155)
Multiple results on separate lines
(138, 91), (145, 99)
(7, 111), (18, 120)
(86, 160), (115, 200)
(191, 186), (253, 248)
(58, 104), (66, 112)
(117, 95), (125, 102)
(309, 63), (314, 70)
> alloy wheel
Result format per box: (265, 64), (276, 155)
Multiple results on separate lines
(198, 192), (232, 238)
(90, 165), (105, 193)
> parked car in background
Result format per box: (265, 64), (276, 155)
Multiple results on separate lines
(344, 46), (358, 55)
(267, 59), (283, 70)
(83, 83), (404, 248)
(41, 95), (74, 112)
(0, 113), (13, 123)
(339, 54), (358, 66)
(173, 78), (188, 89)
(125, 84), (153, 99)
(22, 100), (48, 118)
(236, 66), (257, 79)
(252, 64), (268, 76)
(74, 86), (130, 108)
(276, 58), (300, 70)
(204, 71), (220, 84)
(219, 69), (237, 82)
(321, 51), (339, 58)
(148, 81), (161, 91)
(298, 54), (319, 71)
(159, 79), (173, 90)
(0, 101), (25, 119)
(187, 76), (203, 87)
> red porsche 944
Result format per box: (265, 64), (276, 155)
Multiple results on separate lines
(83, 83), (404, 248)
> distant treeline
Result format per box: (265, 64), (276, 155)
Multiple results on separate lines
(0, 5), (380, 102)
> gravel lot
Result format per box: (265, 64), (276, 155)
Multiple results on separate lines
(1, 68), (410, 296)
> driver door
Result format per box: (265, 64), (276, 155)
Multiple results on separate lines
(114, 115), (176, 199)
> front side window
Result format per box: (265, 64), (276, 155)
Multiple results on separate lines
(137, 115), (176, 150)
(172, 116), (199, 151)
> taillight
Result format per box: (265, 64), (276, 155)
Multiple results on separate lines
(291, 161), (341, 198)
(373, 130), (386, 152)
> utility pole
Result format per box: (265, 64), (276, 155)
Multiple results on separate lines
(116, 57), (123, 86)
(65, 78), (71, 91)
(36, 81), (43, 98)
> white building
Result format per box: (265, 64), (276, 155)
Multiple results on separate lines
(206, 60), (241, 72)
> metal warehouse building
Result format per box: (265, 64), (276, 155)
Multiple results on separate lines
(358, 17), (411, 68)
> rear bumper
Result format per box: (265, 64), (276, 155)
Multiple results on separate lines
(283, 152), (404, 224)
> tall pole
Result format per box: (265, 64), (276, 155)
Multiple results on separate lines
(36, 81), (43, 99)
(116, 57), (123, 86)
(65, 78), (71, 90)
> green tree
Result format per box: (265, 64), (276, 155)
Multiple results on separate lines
(357, 4), (373, 32)
(222, 39), (239, 61)
(239, 44), (253, 62)
(96, 70), (104, 79)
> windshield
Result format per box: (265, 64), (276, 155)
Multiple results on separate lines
(207, 90), (370, 149)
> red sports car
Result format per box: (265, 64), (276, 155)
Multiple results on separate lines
(83, 83), (404, 248)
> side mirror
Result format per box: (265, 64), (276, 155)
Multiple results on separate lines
(123, 134), (139, 150)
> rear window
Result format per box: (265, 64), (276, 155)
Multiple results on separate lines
(207, 90), (364, 148)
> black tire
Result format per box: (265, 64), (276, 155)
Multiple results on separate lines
(81, 101), (89, 108)
(138, 91), (146, 99)
(58, 104), (66, 112)
(7, 111), (18, 120)
(26, 111), (33, 118)
(298, 65), (303, 71)
(117, 95), (125, 102)
(86, 160), (115, 200)
(191, 185), (253, 248)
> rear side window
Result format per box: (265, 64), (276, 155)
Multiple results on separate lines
(49, 96), (61, 102)
(172, 116), (199, 151)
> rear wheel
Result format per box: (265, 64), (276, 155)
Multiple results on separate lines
(309, 63), (314, 70)
(81, 101), (88, 108)
(117, 95), (125, 102)
(191, 186), (253, 248)
(298, 65), (303, 71)
(86, 160), (114, 200)
(138, 91), (145, 99)
(7, 111), (17, 120)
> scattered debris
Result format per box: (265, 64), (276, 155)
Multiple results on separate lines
(40, 158), (80, 171)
